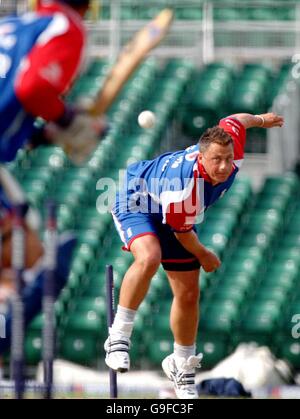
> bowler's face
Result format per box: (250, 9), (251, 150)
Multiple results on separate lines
(199, 143), (234, 185)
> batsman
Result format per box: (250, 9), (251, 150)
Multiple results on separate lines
(0, 0), (99, 355)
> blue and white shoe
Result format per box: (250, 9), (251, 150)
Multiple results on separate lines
(162, 353), (203, 399)
(104, 332), (131, 373)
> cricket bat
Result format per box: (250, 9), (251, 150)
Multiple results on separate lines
(89, 8), (174, 116)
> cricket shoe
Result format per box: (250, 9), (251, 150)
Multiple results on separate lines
(104, 333), (131, 373)
(162, 353), (203, 399)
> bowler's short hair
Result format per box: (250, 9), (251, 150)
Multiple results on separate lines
(199, 126), (233, 152)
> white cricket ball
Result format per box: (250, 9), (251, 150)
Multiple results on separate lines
(138, 110), (156, 129)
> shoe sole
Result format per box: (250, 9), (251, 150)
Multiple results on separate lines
(108, 366), (129, 373)
(107, 366), (129, 373)
(117, 367), (128, 373)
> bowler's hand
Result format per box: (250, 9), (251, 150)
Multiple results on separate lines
(258, 113), (284, 128)
(198, 248), (221, 273)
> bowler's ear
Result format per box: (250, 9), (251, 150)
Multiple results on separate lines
(198, 152), (203, 164)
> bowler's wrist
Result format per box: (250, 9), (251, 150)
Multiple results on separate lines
(254, 114), (265, 128)
(196, 244), (209, 261)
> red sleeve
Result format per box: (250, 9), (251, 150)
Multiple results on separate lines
(219, 117), (246, 162)
(15, 19), (84, 121)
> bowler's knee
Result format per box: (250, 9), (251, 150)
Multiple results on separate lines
(177, 287), (200, 307)
(135, 251), (161, 277)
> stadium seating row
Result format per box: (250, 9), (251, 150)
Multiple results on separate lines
(181, 62), (292, 149)
(92, 1), (298, 22)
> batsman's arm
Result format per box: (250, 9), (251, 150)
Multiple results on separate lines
(230, 113), (284, 129)
(174, 230), (221, 273)
(15, 19), (84, 122)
